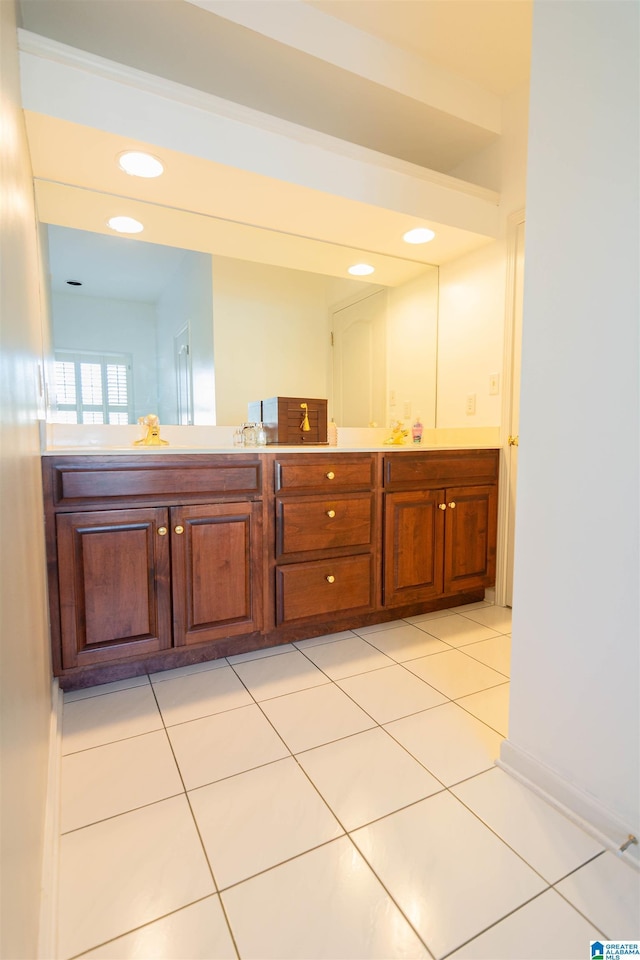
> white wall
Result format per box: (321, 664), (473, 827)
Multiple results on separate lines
(437, 83), (529, 429)
(155, 251), (215, 425)
(0, 3), (54, 956)
(52, 291), (159, 420)
(212, 257), (332, 425)
(505, 0), (639, 845)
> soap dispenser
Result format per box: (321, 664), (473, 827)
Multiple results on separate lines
(412, 414), (423, 445)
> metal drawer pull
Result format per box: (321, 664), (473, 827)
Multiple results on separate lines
(448, 502), (456, 509)
(326, 471), (335, 480)
(158, 526), (168, 536)
(438, 504), (447, 511)
(174, 525), (184, 534)
(326, 575), (335, 583)
(327, 509), (336, 518)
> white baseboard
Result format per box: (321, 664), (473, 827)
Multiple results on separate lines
(498, 739), (639, 870)
(38, 679), (63, 960)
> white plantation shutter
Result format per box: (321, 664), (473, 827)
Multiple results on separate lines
(52, 352), (133, 424)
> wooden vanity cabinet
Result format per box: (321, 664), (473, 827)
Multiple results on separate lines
(43, 455), (263, 677)
(43, 448), (499, 687)
(383, 450), (498, 607)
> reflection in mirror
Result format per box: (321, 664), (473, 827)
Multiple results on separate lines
(46, 225), (438, 429)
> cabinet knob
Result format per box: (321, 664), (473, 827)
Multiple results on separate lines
(448, 501), (456, 509)
(174, 525), (184, 535)
(326, 575), (335, 583)
(438, 503), (447, 511)
(158, 526), (168, 536)
(326, 509), (336, 518)
(326, 471), (335, 480)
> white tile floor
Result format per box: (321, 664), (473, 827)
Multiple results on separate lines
(56, 602), (640, 960)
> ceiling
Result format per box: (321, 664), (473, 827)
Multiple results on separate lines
(18, 0), (532, 290)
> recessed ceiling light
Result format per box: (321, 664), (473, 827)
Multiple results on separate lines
(403, 227), (436, 244)
(107, 216), (144, 234)
(348, 263), (375, 276)
(118, 151), (164, 178)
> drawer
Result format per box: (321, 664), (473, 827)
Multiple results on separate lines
(47, 457), (262, 505)
(276, 554), (374, 624)
(275, 455), (376, 493)
(384, 450), (499, 490)
(276, 494), (374, 558)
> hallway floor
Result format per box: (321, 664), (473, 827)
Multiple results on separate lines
(57, 602), (639, 959)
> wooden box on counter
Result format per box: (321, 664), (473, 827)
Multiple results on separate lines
(249, 396), (328, 445)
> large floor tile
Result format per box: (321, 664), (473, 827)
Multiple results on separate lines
(352, 792), (546, 959)
(452, 768), (604, 882)
(60, 730), (183, 833)
(231, 649), (329, 701)
(152, 664), (253, 726)
(77, 896), (236, 959)
(459, 634), (511, 676)
(300, 634), (394, 679)
(415, 613), (501, 646)
(167, 704), (289, 790)
(190, 757), (343, 888)
(57, 795), (215, 960)
(448, 889), (600, 959)
(555, 852), (640, 938)
(64, 675), (150, 702)
(260, 683), (375, 753)
(62, 685), (163, 755)
(457, 682), (510, 735)
(221, 837), (431, 959)
(458, 604), (513, 633)
(358, 622), (450, 661)
(297, 727), (443, 831)
(385, 702), (503, 785)
(405, 649), (507, 699)
(337, 664), (447, 723)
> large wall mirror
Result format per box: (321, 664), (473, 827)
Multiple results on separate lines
(44, 217), (438, 429)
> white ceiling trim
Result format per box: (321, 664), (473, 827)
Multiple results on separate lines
(186, 0), (501, 134)
(17, 29), (498, 207)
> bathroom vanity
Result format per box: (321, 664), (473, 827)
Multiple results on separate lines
(42, 447), (499, 689)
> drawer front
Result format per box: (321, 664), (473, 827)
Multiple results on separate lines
(48, 457), (262, 504)
(276, 554), (374, 624)
(276, 494), (374, 557)
(384, 450), (499, 489)
(275, 455), (375, 493)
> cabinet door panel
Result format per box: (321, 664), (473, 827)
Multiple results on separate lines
(172, 502), (263, 646)
(57, 508), (171, 669)
(444, 484), (497, 592)
(384, 490), (445, 605)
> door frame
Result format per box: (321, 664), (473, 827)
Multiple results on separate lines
(495, 208), (525, 607)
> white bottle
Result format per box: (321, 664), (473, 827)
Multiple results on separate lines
(327, 419), (338, 446)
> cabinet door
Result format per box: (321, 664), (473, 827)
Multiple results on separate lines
(171, 502), (263, 646)
(57, 508), (171, 669)
(443, 484), (497, 593)
(384, 489), (445, 606)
